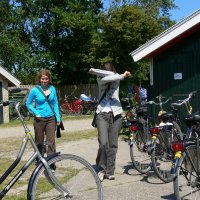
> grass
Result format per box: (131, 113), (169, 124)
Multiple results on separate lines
(0, 158), (35, 200)
(0, 114), (93, 128)
(0, 129), (97, 154)
(56, 129), (97, 143)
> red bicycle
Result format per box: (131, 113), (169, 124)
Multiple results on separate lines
(60, 94), (83, 115)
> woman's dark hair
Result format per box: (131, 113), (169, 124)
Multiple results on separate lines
(36, 69), (52, 84)
(101, 62), (116, 73)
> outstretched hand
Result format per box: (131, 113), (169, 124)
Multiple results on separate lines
(123, 71), (132, 78)
(88, 68), (93, 74)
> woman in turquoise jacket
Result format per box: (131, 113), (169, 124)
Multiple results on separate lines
(26, 69), (60, 170)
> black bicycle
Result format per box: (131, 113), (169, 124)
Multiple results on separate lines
(127, 96), (168, 174)
(150, 91), (199, 183)
(171, 117), (200, 199)
(0, 99), (103, 199)
(9, 88), (31, 121)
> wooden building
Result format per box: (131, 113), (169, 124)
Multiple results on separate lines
(130, 9), (200, 114)
(0, 66), (21, 123)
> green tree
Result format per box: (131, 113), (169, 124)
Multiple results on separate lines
(89, 1), (176, 84)
(0, 0), (177, 85)
(0, 0), (39, 83)
(89, 6), (160, 81)
(18, 0), (103, 84)
(0, 0), (103, 84)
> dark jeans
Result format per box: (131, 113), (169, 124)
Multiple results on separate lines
(34, 116), (56, 156)
(96, 112), (122, 176)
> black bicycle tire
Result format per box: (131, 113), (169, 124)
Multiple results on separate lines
(130, 129), (152, 174)
(151, 143), (174, 183)
(173, 121), (183, 140)
(173, 145), (200, 200)
(151, 121), (182, 183)
(28, 154), (103, 200)
(173, 153), (185, 200)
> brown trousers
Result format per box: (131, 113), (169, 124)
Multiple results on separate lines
(34, 116), (56, 156)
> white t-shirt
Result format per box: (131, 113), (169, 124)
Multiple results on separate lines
(101, 101), (112, 113)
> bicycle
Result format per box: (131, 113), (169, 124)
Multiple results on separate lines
(9, 88), (31, 121)
(150, 91), (198, 183)
(129, 94), (176, 174)
(120, 104), (137, 136)
(80, 94), (98, 115)
(126, 96), (169, 174)
(171, 115), (200, 199)
(0, 99), (103, 199)
(60, 94), (84, 115)
(149, 95), (184, 183)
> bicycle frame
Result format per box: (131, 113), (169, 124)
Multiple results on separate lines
(0, 102), (69, 199)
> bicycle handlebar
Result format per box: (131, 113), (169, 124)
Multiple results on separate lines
(171, 90), (199, 107)
(0, 101), (10, 107)
(0, 100), (18, 107)
(146, 97), (172, 106)
(9, 87), (29, 94)
(0, 100), (30, 132)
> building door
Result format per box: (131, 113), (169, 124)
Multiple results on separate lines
(0, 81), (2, 123)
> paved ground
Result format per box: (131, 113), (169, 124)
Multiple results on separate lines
(0, 118), (176, 200)
(59, 138), (176, 200)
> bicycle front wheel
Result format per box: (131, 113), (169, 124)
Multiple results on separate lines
(151, 121), (182, 183)
(28, 154), (103, 200)
(130, 129), (152, 174)
(174, 145), (200, 200)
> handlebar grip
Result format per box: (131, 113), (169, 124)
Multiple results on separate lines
(3, 101), (10, 106)
(9, 88), (22, 93)
(0, 101), (10, 106)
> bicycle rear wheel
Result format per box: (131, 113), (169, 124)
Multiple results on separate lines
(173, 145), (200, 200)
(28, 154), (103, 200)
(130, 129), (152, 173)
(151, 122), (182, 183)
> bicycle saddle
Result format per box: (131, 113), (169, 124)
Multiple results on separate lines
(184, 112), (200, 126)
(160, 112), (174, 123)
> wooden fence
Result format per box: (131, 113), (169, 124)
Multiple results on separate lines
(9, 84), (99, 103)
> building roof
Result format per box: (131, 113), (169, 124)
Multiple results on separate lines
(130, 8), (200, 62)
(0, 66), (21, 86)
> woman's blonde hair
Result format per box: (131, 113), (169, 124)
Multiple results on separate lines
(36, 69), (52, 84)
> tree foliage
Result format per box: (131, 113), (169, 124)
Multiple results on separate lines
(90, 4), (175, 82)
(0, 0), (177, 85)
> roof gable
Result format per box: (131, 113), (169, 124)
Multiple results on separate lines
(0, 66), (21, 86)
(130, 8), (200, 62)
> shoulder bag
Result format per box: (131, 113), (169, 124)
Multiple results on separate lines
(92, 87), (108, 128)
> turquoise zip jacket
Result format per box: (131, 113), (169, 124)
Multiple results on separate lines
(89, 68), (124, 117)
(26, 85), (61, 122)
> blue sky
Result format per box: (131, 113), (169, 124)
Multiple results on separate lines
(103, 0), (200, 22)
(170, 0), (200, 21)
